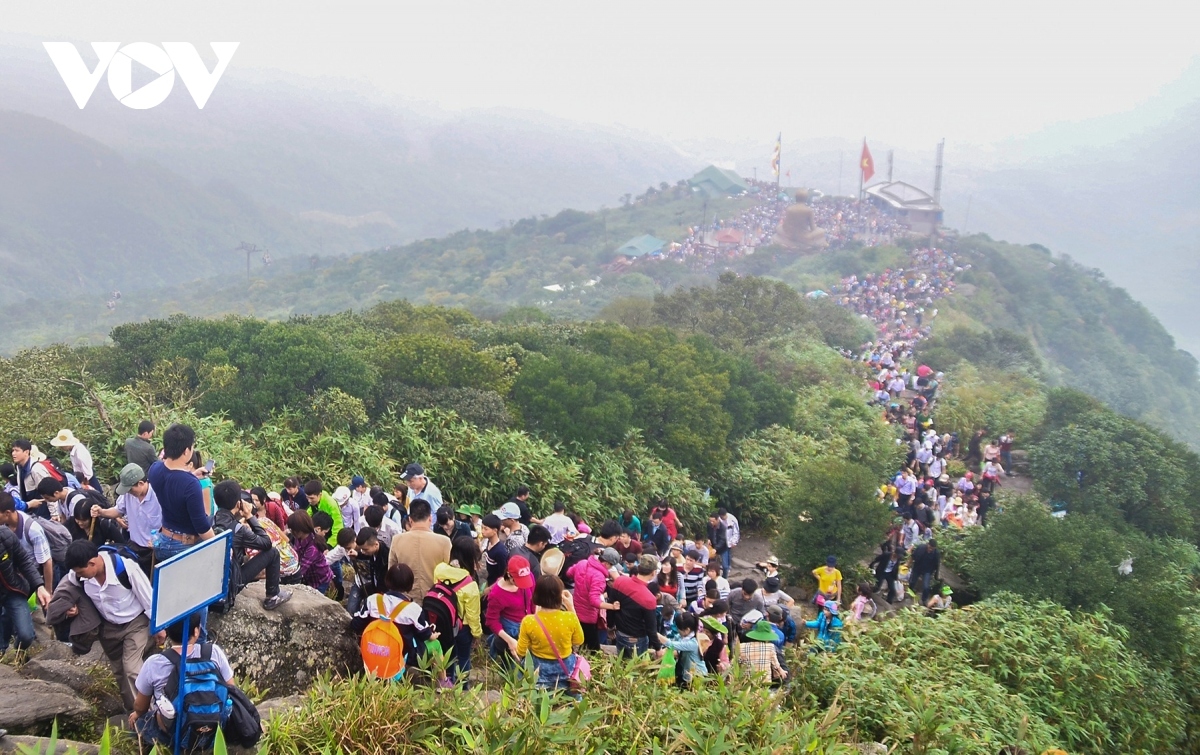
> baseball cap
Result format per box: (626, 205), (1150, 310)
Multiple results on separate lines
(599, 547), (620, 566)
(766, 605), (784, 622)
(400, 463), (425, 480)
(495, 502), (521, 520)
(741, 609), (764, 625)
(826, 555), (837, 567)
(351, 475), (366, 489)
(332, 486), (351, 504)
(637, 555), (659, 576)
(506, 555), (535, 589)
(115, 463), (146, 496)
(825, 601), (840, 615)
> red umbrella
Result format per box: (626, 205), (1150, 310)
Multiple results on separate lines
(917, 364), (932, 377)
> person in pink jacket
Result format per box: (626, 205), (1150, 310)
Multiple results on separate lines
(568, 547), (618, 651)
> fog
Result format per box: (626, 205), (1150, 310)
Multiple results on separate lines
(3, 1), (1198, 150)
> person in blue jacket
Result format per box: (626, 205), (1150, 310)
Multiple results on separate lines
(805, 600), (843, 652)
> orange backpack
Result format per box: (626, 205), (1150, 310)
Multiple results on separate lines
(360, 594), (411, 681)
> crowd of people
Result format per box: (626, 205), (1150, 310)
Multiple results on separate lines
(635, 188), (791, 269)
(0, 417), (820, 749)
(833, 245), (1008, 613)
(811, 196), (910, 250)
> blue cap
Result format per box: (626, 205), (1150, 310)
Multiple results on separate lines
(351, 475), (366, 489)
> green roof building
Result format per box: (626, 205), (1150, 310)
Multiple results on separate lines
(616, 234), (667, 258)
(688, 165), (748, 196)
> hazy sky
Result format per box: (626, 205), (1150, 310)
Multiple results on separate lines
(4, 1), (1199, 149)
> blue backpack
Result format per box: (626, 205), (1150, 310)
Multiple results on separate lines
(97, 545), (140, 590)
(163, 642), (233, 750)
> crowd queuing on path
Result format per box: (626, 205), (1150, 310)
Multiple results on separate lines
(812, 196), (909, 250)
(837, 245), (1010, 613)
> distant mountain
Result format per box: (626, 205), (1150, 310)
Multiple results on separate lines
(0, 41), (700, 249)
(0, 110), (333, 301)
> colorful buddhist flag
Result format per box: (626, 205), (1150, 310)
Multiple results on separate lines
(770, 133), (781, 178)
(860, 140), (875, 182)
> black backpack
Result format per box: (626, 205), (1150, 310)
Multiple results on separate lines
(423, 577), (470, 653)
(558, 538), (595, 589)
(223, 683), (263, 747)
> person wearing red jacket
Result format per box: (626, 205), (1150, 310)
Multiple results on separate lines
(606, 555), (663, 658)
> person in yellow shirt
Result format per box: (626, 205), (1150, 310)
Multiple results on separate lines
(812, 555), (843, 603)
(516, 574), (584, 696)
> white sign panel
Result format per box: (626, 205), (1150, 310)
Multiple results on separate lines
(150, 531), (232, 632)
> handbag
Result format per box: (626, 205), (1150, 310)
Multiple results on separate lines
(534, 614), (587, 694)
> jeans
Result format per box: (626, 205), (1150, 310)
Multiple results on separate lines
(489, 617), (522, 663)
(0, 591), (37, 652)
(451, 630), (474, 681)
(614, 631), (648, 658)
(1001, 450), (1013, 474)
(918, 571), (934, 603)
(531, 653), (577, 693)
(720, 549), (732, 578)
(239, 547), (281, 598)
(153, 533), (208, 635)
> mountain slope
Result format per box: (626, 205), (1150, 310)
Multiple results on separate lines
(0, 110), (342, 299)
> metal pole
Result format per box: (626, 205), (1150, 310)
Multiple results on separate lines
(173, 612), (191, 755)
(837, 151), (843, 196)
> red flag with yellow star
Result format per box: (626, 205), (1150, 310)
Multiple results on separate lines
(860, 140), (875, 182)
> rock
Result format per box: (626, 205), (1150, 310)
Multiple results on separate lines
(0, 675), (92, 732)
(257, 694), (305, 721)
(20, 660), (123, 718)
(0, 735), (100, 755)
(21, 659), (93, 693)
(207, 583), (360, 696)
(854, 745), (888, 755)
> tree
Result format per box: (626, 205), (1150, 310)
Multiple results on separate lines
(1029, 408), (1200, 540)
(775, 459), (892, 577)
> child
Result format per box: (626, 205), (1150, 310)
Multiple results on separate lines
(705, 563), (730, 600)
(129, 618), (239, 750)
(680, 549), (707, 605)
(325, 527), (357, 602)
(350, 527), (389, 614)
(355, 563), (438, 672)
(849, 583), (877, 621)
(657, 611), (705, 688)
(288, 511), (334, 593)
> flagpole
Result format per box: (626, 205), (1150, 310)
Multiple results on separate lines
(776, 133), (781, 192)
(858, 138), (864, 202)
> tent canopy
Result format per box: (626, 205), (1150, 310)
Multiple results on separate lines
(616, 234), (667, 258)
(688, 165), (748, 196)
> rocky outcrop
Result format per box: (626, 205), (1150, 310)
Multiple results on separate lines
(207, 583), (360, 696)
(0, 665), (92, 733)
(20, 659), (123, 719)
(0, 735), (100, 755)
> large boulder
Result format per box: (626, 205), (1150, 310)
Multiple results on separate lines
(0, 665), (92, 733)
(20, 659), (123, 718)
(207, 583), (360, 696)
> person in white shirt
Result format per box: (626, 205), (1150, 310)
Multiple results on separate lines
(63, 540), (160, 711)
(93, 463), (161, 576)
(540, 501), (578, 545)
(348, 476), (373, 514)
(49, 429), (101, 490)
(129, 619), (236, 748)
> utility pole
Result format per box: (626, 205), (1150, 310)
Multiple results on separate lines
(933, 139), (945, 206)
(236, 242), (262, 282)
(837, 151), (843, 196)
(887, 150), (894, 183)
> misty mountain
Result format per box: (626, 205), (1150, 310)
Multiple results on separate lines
(0, 41), (700, 247)
(0, 109), (337, 301)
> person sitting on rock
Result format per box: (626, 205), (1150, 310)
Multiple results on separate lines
(212, 480), (292, 611)
(129, 617), (237, 749)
